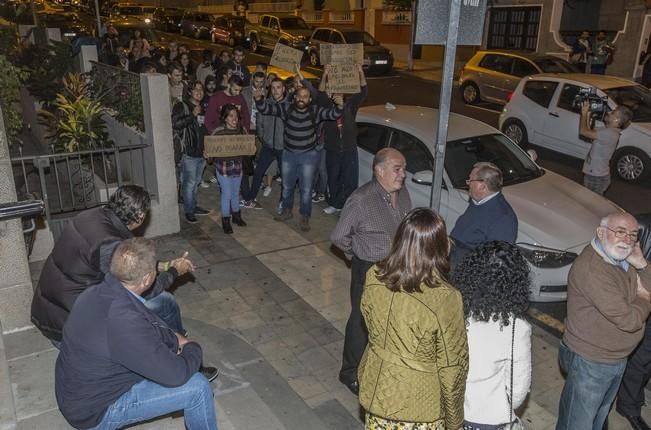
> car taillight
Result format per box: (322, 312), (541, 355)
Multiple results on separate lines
(505, 91), (514, 102)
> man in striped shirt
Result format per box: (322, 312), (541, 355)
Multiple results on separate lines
(254, 79), (344, 232)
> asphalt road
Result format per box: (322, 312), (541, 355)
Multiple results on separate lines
(170, 31), (651, 336)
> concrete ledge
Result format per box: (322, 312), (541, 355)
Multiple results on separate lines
(0, 323), (17, 430)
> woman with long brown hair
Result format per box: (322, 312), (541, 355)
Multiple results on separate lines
(358, 207), (469, 430)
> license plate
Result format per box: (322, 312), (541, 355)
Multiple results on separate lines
(375, 60), (388, 65)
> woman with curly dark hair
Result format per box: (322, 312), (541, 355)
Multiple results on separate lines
(451, 241), (532, 430)
(358, 208), (468, 430)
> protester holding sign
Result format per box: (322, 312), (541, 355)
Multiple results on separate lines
(254, 68), (344, 232)
(205, 75), (251, 134)
(210, 104), (249, 234)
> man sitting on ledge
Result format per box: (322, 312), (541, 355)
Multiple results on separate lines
(55, 237), (218, 430)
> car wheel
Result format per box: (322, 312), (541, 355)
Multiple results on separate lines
(461, 81), (480, 104)
(309, 51), (319, 67)
(249, 36), (258, 52)
(502, 119), (528, 147)
(612, 147), (650, 183)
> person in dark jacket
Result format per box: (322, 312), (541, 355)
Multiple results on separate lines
(318, 65), (367, 215)
(227, 45), (250, 86)
(172, 80), (212, 223)
(449, 162), (518, 268)
(30, 186), (189, 342)
(55, 238), (218, 430)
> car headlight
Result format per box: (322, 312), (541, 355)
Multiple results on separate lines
(517, 244), (577, 268)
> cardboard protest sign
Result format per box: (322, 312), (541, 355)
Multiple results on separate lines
(269, 43), (304, 72)
(204, 134), (257, 158)
(325, 64), (360, 94)
(319, 43), (364, 66)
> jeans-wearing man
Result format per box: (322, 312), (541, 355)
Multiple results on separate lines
(254, 81), (343, 232)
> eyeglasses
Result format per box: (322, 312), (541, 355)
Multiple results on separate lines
(465, 178), (484, 185)
(603, 226), (639, 242)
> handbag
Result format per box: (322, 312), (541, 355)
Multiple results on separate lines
(502, 318), (526, 430)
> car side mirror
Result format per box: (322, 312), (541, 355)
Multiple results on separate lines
(527, 149), (538, 162)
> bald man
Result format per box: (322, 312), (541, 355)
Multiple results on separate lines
(557, 213), (651, 430)
(330, 148), (412, 395)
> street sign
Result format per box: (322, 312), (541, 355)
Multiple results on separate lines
(415, 0), (487, 46)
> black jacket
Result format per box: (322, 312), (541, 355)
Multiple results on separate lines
(55, 275), (202, 429)
(638, 213), (651, 261)
(30, 207), (176, 341)
(172, 99), (206, 161)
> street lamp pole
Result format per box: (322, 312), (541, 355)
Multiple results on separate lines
(428, 0), (461, 210)
(94, 0), (103, 37)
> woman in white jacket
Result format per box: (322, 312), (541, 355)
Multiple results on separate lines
(452, 241), (532, 430)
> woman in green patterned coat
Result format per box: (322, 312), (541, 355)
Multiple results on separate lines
(358, 208), (469, 430)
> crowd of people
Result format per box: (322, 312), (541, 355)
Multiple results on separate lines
(28, 32), (651, 430)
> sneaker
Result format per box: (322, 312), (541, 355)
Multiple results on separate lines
(194, 207), (211, 216)
(262, 186), (272, 197)
(275, 175), (282, 183)
(239, 199), (247, 206)
(199, 366), (220, 382)
(274, 209), (293, 222)
(323, 206), (341, 215)
(200, 181), (210, 188)
(242, 200), (262, 210)
(299, 216), (311, 232)
(185, 213), (198, 224)
(312, 193), (325, 203)
(209, 176), (218, 183)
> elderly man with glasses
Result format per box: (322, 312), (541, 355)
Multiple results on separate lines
(557, 212), (651, 430)
(448, 161), (518, 268)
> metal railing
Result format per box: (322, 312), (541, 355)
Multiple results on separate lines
(248, 2), (297, 12)
(301, 10), (323, 23)
(11, 144), (149, 222)
(329, 11), (353, 23)
(382, 10), (411, 24)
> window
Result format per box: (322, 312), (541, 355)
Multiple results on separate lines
(270, 18), (279, 30)
(511, 58), (538, 77)
(313, 29), (329, 41)
(534, 57), (579, 73)
(357, 123), (388, 154)
(605, 85), (651, 123)
(557, 83), (583, 113)
(522, 81), (559, 108)
(329, 31), (345, 44)
(487, 6), (541, 51)
(479, 54), (514, 75)
(261, 16), (270, 27)
(389, 130), (432, 174)
(215, 17), (226, 27)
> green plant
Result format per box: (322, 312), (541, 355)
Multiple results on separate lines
(0, 25), (19, 59)
(384, 0), (411, 10)
(89, 63), (144, 132)
(0, 54), (27, 147)
(40, 73), (111, 152)
(21, 40), (74, 107)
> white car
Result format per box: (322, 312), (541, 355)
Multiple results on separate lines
(499, 73), (651, 183)
(356, 104), (621, 302)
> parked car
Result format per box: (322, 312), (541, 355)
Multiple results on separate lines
(307, 26), (393, 75)
(245, 14), (312, 53)
(210, 14), (247, 46)
(152, 7), (182, 32)
(356, 104), (621, 302)
(499, 74), (651, 183)
(39, 11), (94, 37)
(180, 11), (218, 39)
(459, 50), (579, 105)
(109, 3), (153, 24)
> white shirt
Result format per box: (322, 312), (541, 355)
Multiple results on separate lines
(472, 191), (499, 206)
(464, 316), (532, 425)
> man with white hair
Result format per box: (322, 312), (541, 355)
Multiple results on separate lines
(557, 212), (651, 430)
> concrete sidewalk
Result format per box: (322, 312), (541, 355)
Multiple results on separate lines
(3, 184), (649, 429)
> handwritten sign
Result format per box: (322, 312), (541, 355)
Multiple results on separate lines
(269, 43), (304, 72)
(319, 43), (364, 66)
(204, 134), (257, 158)
(325, 64), (360, 94)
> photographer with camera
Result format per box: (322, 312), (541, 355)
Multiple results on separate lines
(578, 94), (633, 195)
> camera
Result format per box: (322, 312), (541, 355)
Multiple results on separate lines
(573, 87), (609, 120)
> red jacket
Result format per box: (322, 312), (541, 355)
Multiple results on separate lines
(205, 90), (250, 133)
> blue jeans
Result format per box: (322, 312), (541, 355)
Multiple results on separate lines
(89, 373), (217, 430)
(144, 291), (184, 334)
(216, 172), (242, 217)
(313, 149), (327, 195)
(281, 149), (320, 217)
(556, 341), (627, 430)
(181, 156), (206, 215)
(326, 149), (359, 209)
(246, 146), (283, 201)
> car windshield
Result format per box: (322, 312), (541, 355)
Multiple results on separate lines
(279, 17), (309, 29)
(445, 134), (543, 188)
(605, 85), (651, 123)
(118, 6), (143, 15)
(534, 57), (579, 73)
(143, 7), (155, 13)
(342, 31), (378, 46)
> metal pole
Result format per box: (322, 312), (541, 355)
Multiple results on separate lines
(94, 0), (103, 37)
(407, 0), (415, 71)
(429, 0), (461, 210)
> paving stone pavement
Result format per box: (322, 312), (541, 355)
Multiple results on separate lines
(6, 185), (651, 429)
